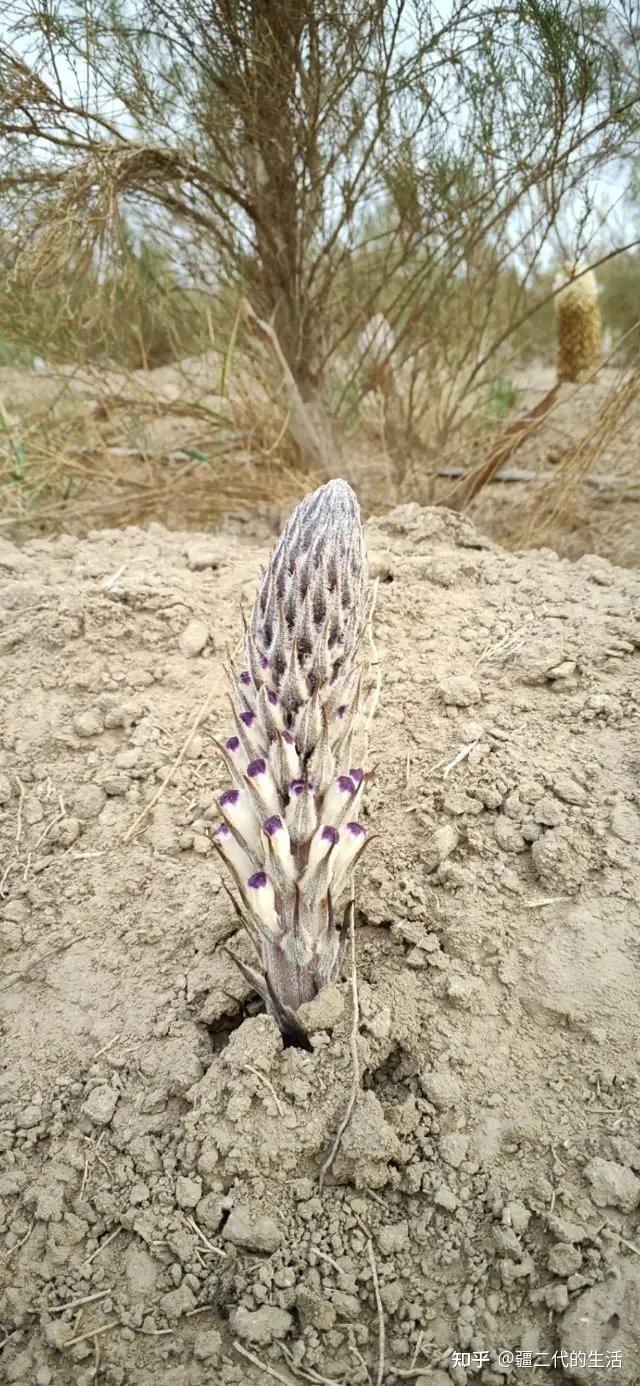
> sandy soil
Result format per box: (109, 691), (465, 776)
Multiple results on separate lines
(1, 503), (639, 1385)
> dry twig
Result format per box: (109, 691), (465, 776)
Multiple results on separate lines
(367, 1238), (386, 1386)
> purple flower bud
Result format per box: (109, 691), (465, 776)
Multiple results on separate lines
(260, 655), (269, 669)
(240, 671), (251, 685)
(322, 825), (339, 846)
(349, 767), (364, 786)
(283, 730), (295, 744)
(215, 822), (231, 837)
(226, 736), (241, 752)
(337, 705), (348, 719)
(247, 757), (267, 778)
(219, 788), (239, 808)
(289, 778), (305, 796)
(240, 710), (256, 728)
(248, 870), (268, 889)
(264, 815), (284, 837)
(267, 690), (278, 706)
(337, 775), (356, 793)
(345, 821), (365, 837)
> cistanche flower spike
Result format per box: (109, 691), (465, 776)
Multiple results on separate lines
(213, 478), (372, 1039)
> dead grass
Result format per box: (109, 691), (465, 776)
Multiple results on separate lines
(0, 339), (638, 573)
(516, 362), (640, 550)
(0, 347), (314, 536)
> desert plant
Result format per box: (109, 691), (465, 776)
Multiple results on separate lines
(1, 0), (637, 409)
(214, 478), (371, 1041)
(554, 261), (602, 381)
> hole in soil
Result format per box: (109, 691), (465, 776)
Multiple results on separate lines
(281, 1023), (313, 1053)
(206, 997), (313, 1053)
(207, 997), (262, 1053)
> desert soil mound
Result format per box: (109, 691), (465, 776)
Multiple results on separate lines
(1, 504), (639, 1386)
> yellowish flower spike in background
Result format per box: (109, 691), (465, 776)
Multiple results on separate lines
(213, 479), (372, 1041)
(554, 261), (602, 383)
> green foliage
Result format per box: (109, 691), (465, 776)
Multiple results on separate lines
(488, 377), (519, 417)
(598, 253), (640, 356)
(0, 233), (213, 369)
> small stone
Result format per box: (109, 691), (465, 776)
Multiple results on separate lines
(365, 1006), (392, 1040)
(549, 1243), (582, 1277)
(377, 1221), (409, 1255)
(51, 817), (81, 847)
(73, 783), (107, 820)
(161, 1283), (196, 1318)
(17, 1103), (42, 1130)
(546, 1283), (569, 1312)
(221, 1014), (283, 1073)
(73, 708), (105, 738)
(610, 803), (640, 844)
(381, 1280), (403, 1314)
(230, 1305), (292, 1344)
(553, 776), (588, 807)
(0, 774), (13, 803)
(125, 1244), (158, 1293)
(297, 983), (345, 1033)
(494, 818), (526, 853)
(101, 772), (130, 796)
(533, 796), (563, 828)
(179, 619), (209, 657)
(333, 1090), (402, 1188)
(195, 1193), (224, 1233)
(531, 827), (590, 893)
(36, 1370), (53, 1386)
(440, 674), (481, 707)
(44, 1320), (70, 1351)
(547, 1214), (588, 1244)
(175, 1175), (202, 1210)
(504, 1201), (530, 1235)
(129, 1183), (150, 1206)
(331, 1290), (361, 1320)
(292, 1179), (314, 1201)
(0, 920), (22, 950)
(82, 1086), (118, 1126)
(434, 1185), (458, 1212)
(186, 543), (221, 571)
(193, 1329), (223, 1362)
(103, 701), (140, 730)
(2, 899), (28, 922)
(547, 660), (576, 680)
(443, 789), (483, 817)
(116, 748), (140, 769)
(419, 1071), (462, 1110)
(28, 1183), (64, 1222)
(22, 795), (43, 824)
(295, 1285), (336, 1329)
(424, 825), (458, 872)
(440, 1133), (468, 1169)
(445, 974), (483, 1010)
(584, 1158), (640, 1212)
(222, 1206), (283, 1253)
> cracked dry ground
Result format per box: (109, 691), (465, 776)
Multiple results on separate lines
(0, 503), (639, 1386)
